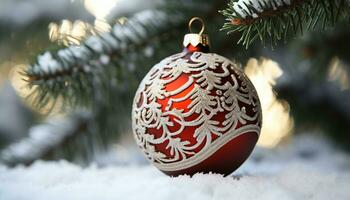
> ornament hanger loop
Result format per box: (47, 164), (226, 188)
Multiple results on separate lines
(188, 17), (205, 35)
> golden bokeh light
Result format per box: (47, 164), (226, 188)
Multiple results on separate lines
(48, 0), (121, 46)
(245, 58), (294, 148)
(9, 64), (31, 99)
(49, 20), (89, 46)
(328, 57), (350, 91)
(48, 19), (113, 46)
(84, 0), (119, 19)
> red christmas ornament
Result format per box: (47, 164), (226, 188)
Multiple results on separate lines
(132, 17), (262, 176)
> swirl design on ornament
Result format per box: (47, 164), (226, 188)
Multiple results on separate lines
(132, 52), (262, 171)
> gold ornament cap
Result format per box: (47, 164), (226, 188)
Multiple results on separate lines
(183, 17), (210, 51)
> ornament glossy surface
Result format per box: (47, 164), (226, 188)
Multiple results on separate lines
(132, 50), (262, 176)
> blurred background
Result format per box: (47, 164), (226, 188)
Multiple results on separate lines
(0, 0), (349, 169)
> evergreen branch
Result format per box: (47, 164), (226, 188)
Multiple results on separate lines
(0, 112), (92, 166)
(220, 0), (350, 48)
(24, 9), (184, 110)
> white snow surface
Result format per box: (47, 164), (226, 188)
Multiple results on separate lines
(1, 135), (350, 200)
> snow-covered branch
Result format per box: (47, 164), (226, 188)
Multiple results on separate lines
(221, 0), (350, 48)
(0, 112), (91, 166)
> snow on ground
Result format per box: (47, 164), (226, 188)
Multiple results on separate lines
(1, 135), (350, 200)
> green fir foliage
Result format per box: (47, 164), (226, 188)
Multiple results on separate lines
(221, 0), (350, 48)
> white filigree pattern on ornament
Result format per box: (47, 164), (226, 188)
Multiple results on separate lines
(132, 52), (262, 171)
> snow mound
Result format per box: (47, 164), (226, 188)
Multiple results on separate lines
(1, 135), (350, 200)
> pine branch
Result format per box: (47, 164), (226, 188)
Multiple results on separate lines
(0, 112), (92, 166)
(24, 9), (184, 109)
(220, 0), (350, 48)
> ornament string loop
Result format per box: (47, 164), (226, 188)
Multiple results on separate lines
(188, 17), (205, 35)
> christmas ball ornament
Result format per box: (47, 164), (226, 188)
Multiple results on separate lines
(132, 17), (262, 176)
